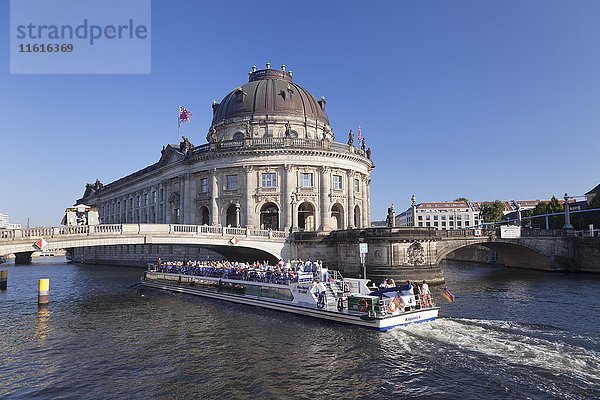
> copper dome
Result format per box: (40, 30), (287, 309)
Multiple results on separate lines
(211, 66), (330, 126)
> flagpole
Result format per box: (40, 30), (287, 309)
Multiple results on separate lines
(177, 105), (180, 143)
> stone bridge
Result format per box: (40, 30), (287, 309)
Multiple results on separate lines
(0, 224), (290, 264)
(292, 227), (591, 284)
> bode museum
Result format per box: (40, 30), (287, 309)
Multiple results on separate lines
(74, 64), (375, 264)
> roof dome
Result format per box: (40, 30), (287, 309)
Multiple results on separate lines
(211, 65), (329, 126)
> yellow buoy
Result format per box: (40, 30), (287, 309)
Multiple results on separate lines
(0, 270), (7, 290)
(38, 278), (49, 305)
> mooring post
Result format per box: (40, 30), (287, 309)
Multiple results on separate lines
(38, 278), (49, 306)
(0, 270), (7, 290)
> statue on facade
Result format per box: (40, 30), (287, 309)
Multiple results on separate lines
(244, 121), (252, 138)
(361, 137), (366, 151)
(366, 147), (371, 159)
(180, 136), (194, 153)
(386, 203), (395, 227)
(285, 121), (292, 137)
(347, 130), (354, 145)
(323, 124), (333, 142)
(207, 126), (217, 143)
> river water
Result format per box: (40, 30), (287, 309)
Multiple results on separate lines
(1, 257), (599, 399)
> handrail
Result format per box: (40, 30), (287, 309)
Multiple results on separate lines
(0, 224), (288, 243)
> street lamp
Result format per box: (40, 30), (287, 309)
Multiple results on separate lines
(235, 200), (241, 228)
(290, 192), (297, 231)
(563, 193), (573, 229)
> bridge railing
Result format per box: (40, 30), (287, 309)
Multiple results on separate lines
(58, 226), (90, 235)
(0, 224), (288, 243)
(92, 224), (123, 235)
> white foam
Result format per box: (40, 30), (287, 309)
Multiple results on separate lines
(390, 318), (600, 385)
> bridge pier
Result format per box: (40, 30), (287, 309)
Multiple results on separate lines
(293, 228), (446, 285)
(14, 251), (33, 264)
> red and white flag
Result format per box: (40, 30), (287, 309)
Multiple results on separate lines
(178, 106), (192, 126)
(357, 125), (362, 141)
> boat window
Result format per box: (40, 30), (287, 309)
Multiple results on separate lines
(277, 288), (293, 301)
(261, 286), (278, 299)
(245, 285), (261, 296)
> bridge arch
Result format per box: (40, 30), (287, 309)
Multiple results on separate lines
(436, 239), (554, 270)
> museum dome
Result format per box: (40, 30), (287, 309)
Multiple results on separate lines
(211, 64), (330, 126)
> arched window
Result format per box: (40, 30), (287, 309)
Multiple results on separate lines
(298, 202), (315, 231)
(198, 206), (210, 225)
(260, 202), (279, 230)
(354, 205), (361, 229)
(331, 203), (344, 230)
(225, 204), (238, 227)
(232, 132), (244, 141)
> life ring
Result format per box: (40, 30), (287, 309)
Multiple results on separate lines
(317, 293), (326, 309)
(388, 299), (398, 313)
(422, 294), (431, 308)
(357, 298), (369, 313)
(337, 297), (344, 312)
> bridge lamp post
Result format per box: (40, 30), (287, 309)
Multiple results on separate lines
(235, 200), (241, 228)
(290, 193), (297, 232)
(563, 193), (574, 230)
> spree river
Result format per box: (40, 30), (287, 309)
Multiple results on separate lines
(1, 257), (599, 399)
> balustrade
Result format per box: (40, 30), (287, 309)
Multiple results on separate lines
(189, 138), (368, 158)
(0, 224), (288, 244)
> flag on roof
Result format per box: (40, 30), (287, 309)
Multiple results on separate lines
(178, 106), (192, 127)
(357, 125), (362, 141)
(440, 287), (455, 303)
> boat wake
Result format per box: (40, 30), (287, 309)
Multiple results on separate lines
(386, 318), (600, 399)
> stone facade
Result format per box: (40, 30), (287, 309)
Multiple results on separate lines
(77, 66), (374, 236)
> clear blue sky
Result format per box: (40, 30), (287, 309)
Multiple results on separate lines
(1, 0), (599, 227)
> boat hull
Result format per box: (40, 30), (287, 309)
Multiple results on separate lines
(141, 277), (439, 331)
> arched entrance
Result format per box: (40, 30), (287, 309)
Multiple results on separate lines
(225, 204), (238, 227)
(354, 205), (361, 228)
(198, 206), (210, 225)
(298, 202), (315, 231)
(260, 202), (279, 230)
(331, 203), (344, 230)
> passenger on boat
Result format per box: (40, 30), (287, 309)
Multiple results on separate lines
(421, 280), (430, 295)
(379, 277), (389, 289)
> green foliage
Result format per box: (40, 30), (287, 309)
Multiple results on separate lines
(528, 196), (565, 229)
(454, 197), (469, 202)
(480, 200), (505, 223)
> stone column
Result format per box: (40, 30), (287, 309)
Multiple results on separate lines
(320, 166), (330, 231)
(163, 183), (173, 224)
(362, 175), (369, 228)
(366, 177), (371, 227)
(180, 174), (196, 224)
(188, 174), (198, 224)
(244, 166), (254, 227)
(347, 170), (355, 229)
(210, 169), (219, 226)
(284, 165), (294, 231)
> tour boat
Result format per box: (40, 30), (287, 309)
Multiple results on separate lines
(141, 264), (440, 331)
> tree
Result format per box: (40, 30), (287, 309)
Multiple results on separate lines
(530, 196), (565, 229)
(480, 200), (505, 223)
(454, 197), (469, 202)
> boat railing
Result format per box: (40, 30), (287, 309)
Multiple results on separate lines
(328, 269), (344, 281)
(152, 265), (301, 286)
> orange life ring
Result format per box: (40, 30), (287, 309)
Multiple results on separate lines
(388, 299), (398, 313)
(357, 298), (369, 312)
(422, 294), (431, 308)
